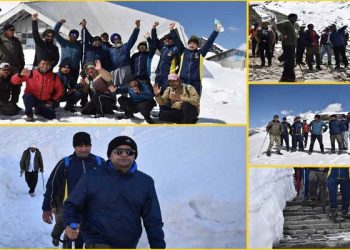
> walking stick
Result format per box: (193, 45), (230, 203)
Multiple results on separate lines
(41, 172), (45, 192)
(257, 132), (269, 158)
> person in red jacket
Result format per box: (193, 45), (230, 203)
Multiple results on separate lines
(302, 119), (310, 148)
(11, 58), (64, 122)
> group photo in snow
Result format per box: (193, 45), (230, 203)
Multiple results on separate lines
(249, 1), (350, 82)
(249, 84), (350, 165)
(0, 1), (246, 124)
(0, 126), (246, 248)
(250, 168), (350, 248)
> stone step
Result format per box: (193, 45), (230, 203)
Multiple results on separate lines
(284, 223), (341, 231)
(284, 228), (350, 236)
(284, 214), (329, 221)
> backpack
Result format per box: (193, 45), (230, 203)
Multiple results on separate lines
(64, 155), (102, 168)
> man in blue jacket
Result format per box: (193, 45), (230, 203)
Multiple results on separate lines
(54, 19), (83, 83)
(63, 136), (165, 249)
(108, 20), (140, 90)
(340, 114), (349, 150)
(178, 24), (220, 96)
(280, 117), (292, 151)
(329, 114), (343, 154)
(291, 116), (304, 152)
(116, 74), (156, 124)
(330, 24), (348, 70)
(308, 114), (328, 154)
(42, 132), (104, 248)
(328, 168), (350, 219)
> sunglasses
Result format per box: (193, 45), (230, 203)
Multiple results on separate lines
(112, 148), (136, 156)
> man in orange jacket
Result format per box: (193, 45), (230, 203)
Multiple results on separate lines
(11, 58), (64, 122)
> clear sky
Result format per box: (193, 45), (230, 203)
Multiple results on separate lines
(250, 85), (350, 127)
(114, 2), (246, 50)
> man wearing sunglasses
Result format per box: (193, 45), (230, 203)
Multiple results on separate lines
(0, 23), (25, 110)
(63, 136), (165, 249)
(32, 13), (59, 70)
(0, 63), (19, 116)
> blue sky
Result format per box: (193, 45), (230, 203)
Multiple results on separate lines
(250, 85), (350, 127)
(115, 2), (246, 49)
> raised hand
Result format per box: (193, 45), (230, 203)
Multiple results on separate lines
(135, 20), (141, 28)
(153, 83), (161, 96)
(60, 19), (66, 24)
(94, 59), (102, 71)
(153, 21), (159, 29)
(32, 13), (38, 21)
(169, 23), (176, 30)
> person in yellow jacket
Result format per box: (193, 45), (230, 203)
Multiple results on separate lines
(153, 73), (199, 124)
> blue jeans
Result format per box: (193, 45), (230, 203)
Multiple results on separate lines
(328, 176), (350, 211)
(23, 93), (56, 119)
(292, 134), (304, 150)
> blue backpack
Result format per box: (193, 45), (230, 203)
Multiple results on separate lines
(64, 155), (103, 168)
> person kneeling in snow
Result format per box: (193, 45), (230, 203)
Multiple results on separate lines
(11, 58), (64, 122)
(0, 63), (19, 116)
(153, 73), (200, 124)
(116, 74), (156, 124)
(63, 136), (165, 249)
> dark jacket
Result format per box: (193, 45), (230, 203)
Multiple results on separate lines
(276, 20), (297, 46)
(130, 38), (156, 80)
(107, 28), (140, 70)
(58, 71), (78, 90)
(153, 29), (185, 81)
(0, 34), (25, 73)
(328, 168), (350, 180)
(340, 119), (349, 132)
(54, 22), (83, 70)
(297, 30), (307, 47)
(20, 148), (44, 172)
(281, 121), (292, 135)
(305, 30), (320, 47)
(118, 81), (155, 103)
(329, 119), (342, 135)
(63, 160), (165, 248)
(330, 26), (347, 47)
(82, 28), (111, 71)
(42, 153), (104, 211)
(32, 20), (59, 68)
(292, 121), (303, 135)
(179, 31), (218, 83)
(0, 76), (12, 102)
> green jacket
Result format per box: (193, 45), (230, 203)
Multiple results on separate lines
(0, 34), (25, 73)
(20, 148), (44, 172)
(266, 120), (282, 136)
(276, 20), (297, 46)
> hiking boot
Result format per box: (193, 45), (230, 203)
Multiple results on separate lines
(338, 151), (342, 155)
(29, 192), (35, 197)
(145, 117), (155, 124)
(64, 105), (76, 113)
(266, 151), (271, 157)
(94, 113), (104, 118)
(308, 150), (312, 155)
(52, 238), (60, 247)
(334, 66), (341, 70)
(316, 65), (322, 70)
(329, 208), (337, 219)
(26, 115), (35, 122)
(342, 210), (350, 219)
(331, 150), (335, 154)
(276, 151), (283, 155)
(328, 61), (332, 66)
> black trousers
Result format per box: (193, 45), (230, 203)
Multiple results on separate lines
(25, 171), (38, 193)
(281, 45), (296, 81)
(296, 44), (305, 64)
(81, 93), (116, 115)
(309, 134), (324, 152)
(118, 96), (155, 119)
(333, 45), (348, 67)
(252, 39), (258, 56)
(259, 42), (271, 66)
(280, 134), (290, 150)
(159, 102), (198, 124)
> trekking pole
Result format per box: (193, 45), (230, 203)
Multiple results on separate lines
(41, 172), (45, 192)
(257, 132), (269, 158)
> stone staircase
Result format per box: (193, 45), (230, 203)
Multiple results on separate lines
(274, 198), (350, 248)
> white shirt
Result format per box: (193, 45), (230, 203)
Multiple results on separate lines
(28, 150), (36, 172)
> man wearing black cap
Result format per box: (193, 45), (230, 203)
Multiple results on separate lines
(329, 114), (343, 154)
(266, 115), (282, 156)
(280, 117), (292, 151)
(0, 22), (25, 109)
(178, 23), (220, 96)
(32, 13), (59, 69)
(152, 21), (185, 94)
(100, 32), (113, 48)
(42, 132), (104, 248)
(63, 135), (165, 249)
(277, 13), (298, 82)
(116, 74), (156, 123)
(308, 114), (328, 154)
(54, 19), (83, 83)
(291, 116), (304, 152)
(0, 62), (19, 116)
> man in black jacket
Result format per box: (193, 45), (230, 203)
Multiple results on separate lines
(32, 13), (59, 69)
(0, 63), (19, 115)
(63, 136), (165, 249)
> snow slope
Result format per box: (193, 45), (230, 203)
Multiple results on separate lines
(249, 168), (295, 248)
(0, 126), (246, 248)
(0, 50), (246, 124)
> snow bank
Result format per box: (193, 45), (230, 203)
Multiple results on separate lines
(249, 168), (295, 248)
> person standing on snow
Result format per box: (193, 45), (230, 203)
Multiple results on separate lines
(330, 24), (348, 70)
(308, 114), (328, 155)
(320, 26), (333, 66)
(20, 145), (44, 197)
(305, 24), (322, 71)
(329, 114), (343, 154)
(280, 117), (292, 152)
(296, 26), (306, 65)
(302, 119), (310, 148)
(42, 132), (104, 248)
(63, 136), (165, 249)
(340, 114), (349, 151)
(255, 21), (275, 67)
(266, 115), (282, 157)
(291, 116), (304, 152)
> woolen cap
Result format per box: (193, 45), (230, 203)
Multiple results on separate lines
(107, 136), (137, 158)
(73, 132), (91, 147)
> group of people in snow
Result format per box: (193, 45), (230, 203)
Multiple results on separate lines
(249, 13), (349, 82)
(294, 168), (350, 221)
(0, 13), (222, 123)
(20, 133), (165, 248)
(265, 113), (350, 156)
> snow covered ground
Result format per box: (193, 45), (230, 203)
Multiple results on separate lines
(0, 126), (246, 248)
(0, 49), (246, 124)
(249, 168), (295, 248)
(249, 126), (350, 165)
